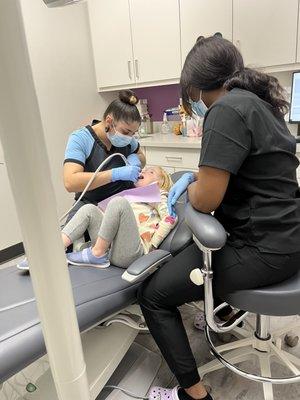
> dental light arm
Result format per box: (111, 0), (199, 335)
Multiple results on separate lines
(185, 202), (249, 333)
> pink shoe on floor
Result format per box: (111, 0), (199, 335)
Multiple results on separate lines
(148, 386), (180, 400)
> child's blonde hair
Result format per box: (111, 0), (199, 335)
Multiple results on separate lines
(157, 167), (173, 192)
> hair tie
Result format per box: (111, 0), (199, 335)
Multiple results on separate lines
(129, 95), (137, 105)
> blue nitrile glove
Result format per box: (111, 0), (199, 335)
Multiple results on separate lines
(111, 165), (141, 183)
(167, 172), (195, 216)
(127, 153), (142, 168)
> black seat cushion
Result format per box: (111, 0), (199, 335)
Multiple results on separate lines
(223, 269), (300, 316)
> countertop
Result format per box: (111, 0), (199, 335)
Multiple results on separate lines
(139, 133), (300, 153)
(139, 133), (201, 149)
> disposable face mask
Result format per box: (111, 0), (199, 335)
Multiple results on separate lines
(107, 123), (132, 147)
(191, 99), (207, 118)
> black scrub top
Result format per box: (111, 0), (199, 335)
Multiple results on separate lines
(199, 88), (300, 254)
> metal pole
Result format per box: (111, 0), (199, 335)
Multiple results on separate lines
(256, 315), (271, 340)
(0, 1), (90, 399)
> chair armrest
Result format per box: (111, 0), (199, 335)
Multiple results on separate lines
(185, 203), (227, 251)
(122, 250), (172, 283)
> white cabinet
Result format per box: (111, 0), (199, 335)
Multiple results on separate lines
(141, 134), (200, 173)
(233, 0), (298, 68)
(88, 0), (181, 91)
(129, 0), (180, 84)
(145, 146), (200, 170)
(180, 0), (233, 65)
(88, 0), (300, 90)
(88, 0), (134, 89)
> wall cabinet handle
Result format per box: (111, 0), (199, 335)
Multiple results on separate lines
(134, 59), (139, 79)
(127, 60), (132, 80)
(166, 156), (183, 161)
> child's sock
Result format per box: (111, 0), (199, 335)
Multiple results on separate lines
(178, 388), (213, 400)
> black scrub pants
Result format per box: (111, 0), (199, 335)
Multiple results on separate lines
(137, 242), (300, 389)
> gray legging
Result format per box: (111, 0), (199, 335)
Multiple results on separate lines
(62, 197), (144, 268)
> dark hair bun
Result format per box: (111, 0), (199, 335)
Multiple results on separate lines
(119, 90), (139, 106)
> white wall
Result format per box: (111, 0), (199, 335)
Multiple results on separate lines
(20, 0), (116, 216)
(0, 143), (23, 249)
(0, 0), (115, 250)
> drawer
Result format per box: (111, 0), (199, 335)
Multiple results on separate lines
(147, 165), (175, 174)
(146, 147), (200, 169)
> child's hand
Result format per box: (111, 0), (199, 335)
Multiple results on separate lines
(164, 215), (177, 225)
(149, 244), (157, 252)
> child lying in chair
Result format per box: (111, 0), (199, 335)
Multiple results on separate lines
(19, 167), (177, 269)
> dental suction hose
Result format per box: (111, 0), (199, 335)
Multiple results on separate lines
(59, 153), (128, 223)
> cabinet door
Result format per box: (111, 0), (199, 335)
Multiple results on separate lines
(233, 0), (298, 67)
(88, 0), (135, 89)
(129, 0), (181, 84)
(180, 0), (233, 64)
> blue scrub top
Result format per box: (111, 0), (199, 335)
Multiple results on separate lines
(64, 124), (139, 203)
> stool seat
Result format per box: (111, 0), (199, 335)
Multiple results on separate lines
(223, 269), (300, 316)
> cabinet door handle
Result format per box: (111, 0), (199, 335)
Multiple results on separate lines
(236, 40), (241, 51)
(166, 156), (183, 161)
(134, 59), (139, 79)
(127, 60), (132, 80)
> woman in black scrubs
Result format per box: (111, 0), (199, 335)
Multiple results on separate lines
(138, 36), (300, 400)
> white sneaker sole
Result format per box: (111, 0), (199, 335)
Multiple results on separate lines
(17, 264), (29, 271)
(67, 260), (110, 269)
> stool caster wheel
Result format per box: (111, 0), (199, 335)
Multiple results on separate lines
(284, 334), (299, 348)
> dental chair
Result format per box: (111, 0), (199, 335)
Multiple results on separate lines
(0, 172), (195, 400)
(186, 203), (300, 400)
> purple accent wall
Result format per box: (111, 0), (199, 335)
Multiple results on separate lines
(134, 84), (180, 121)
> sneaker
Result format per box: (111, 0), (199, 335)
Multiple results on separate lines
(67, 247), (110, 269)
(17, 257), (29, 271)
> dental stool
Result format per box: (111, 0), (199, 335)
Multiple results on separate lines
(185, 203), (300, 400)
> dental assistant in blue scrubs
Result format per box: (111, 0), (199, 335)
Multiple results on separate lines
(63, 90), (145, 221)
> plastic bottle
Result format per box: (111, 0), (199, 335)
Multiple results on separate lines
(161, 112), (171, 134)
(181, 113), (187, 137)
(138, 115), (148, 137)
